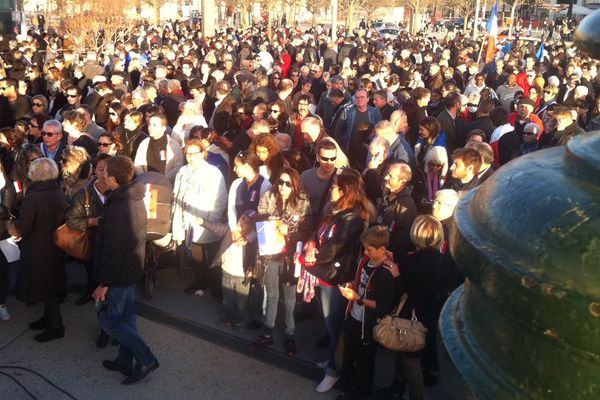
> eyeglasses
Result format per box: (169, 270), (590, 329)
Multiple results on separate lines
(186, 151), (202, 156)
(33, 102), (43, 107)
(97, 142), (112, 147)
(42, 131), (58, 137)
(277, 179), (292, 188)
(320, 155), (337, 162)
(0, 87), (6, 91)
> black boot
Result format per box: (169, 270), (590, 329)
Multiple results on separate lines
(35, 327), (65, 342)
(29, 317), (47, 331)
(96, 329), (109, 349)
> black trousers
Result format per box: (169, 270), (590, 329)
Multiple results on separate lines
(340, 316), (378, 398)
(188, 241), (222, 302)
(44, 294), (63, 328)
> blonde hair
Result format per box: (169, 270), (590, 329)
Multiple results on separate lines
(410, 215), (444, 250)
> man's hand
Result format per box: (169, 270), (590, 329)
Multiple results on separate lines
(92, 286), (109, 302)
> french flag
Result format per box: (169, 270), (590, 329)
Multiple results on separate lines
(485, 0), (499, 64)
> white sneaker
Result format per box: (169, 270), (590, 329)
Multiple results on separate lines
(315, 375), (339, 393)
(194, 289), (204, 296)
(0, 304), (10, 321)
(316, 359), (328, 369)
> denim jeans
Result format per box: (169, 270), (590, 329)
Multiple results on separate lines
(318, 284), (348, 376)
(264, 260), (296, 336)
(97, 285), (156, 367)
(222, 271), (249, 323)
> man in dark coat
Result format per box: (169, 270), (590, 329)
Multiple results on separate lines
(93, 156), (159, 385)
(11, 159), (68, 342)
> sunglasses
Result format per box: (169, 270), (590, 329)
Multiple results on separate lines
(33, 102), (43, 107)
(270, 109), (280, 114)
(310, 70), (319, 73)
(97, 142), (112, 147)
(320, 155), (337, 162)
(0, 87), (6, 91)
(67, 94), (78, 98)
(277, 179), (292, 188)
(291, 74), (299, 77)
(109, 112), (118, 117)
(42, 131), (58, 137)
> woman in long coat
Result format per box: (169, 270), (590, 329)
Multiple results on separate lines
(11, 158), (68, 342)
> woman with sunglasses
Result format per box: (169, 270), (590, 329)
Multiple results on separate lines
(172, 139), (228, 297)
(107, 102), (128, 135)
(268, 99), (289, 133)
(31, 95), (49, 115)
(269, 73), (283, 91)
(27, 113), (49, 144)
(250, 167), (311, 355)
(299, 169), (373, 393)
(97, 132), (123, 156)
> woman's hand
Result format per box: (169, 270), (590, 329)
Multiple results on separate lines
(7, 223), (19, 238)
(277, 222), (288, 236)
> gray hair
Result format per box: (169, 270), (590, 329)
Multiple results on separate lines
(43, 119), (63, 133)
(28, 158), (59, 182)
(369, 136), (391, 154)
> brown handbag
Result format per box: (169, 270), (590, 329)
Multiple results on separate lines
(54, 189), (94, 260)
(372, 293), (428, 352)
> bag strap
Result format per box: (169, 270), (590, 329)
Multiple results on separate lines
(84, 188), (91, 218)
(392, 293), (408, 317)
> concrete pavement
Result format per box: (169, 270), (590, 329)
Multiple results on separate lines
(0, 297), (337, 400)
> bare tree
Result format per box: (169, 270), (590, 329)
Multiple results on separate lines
(305, 0), (329, 28)
(403, 0), (435, 35)
(61, 0), (136, 54)
(444, 0), (477, 31)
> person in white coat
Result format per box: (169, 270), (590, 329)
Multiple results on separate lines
(172, 139), (227, 297)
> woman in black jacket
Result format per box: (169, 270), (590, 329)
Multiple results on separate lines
(300, 168), (373, 393)
(0, 160), (17, 321)
(65, 154), (112, 306)
(10, 158), (68, 342)
(396, 215), (444, 400)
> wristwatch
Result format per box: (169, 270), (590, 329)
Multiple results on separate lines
(357, 297), (364, 306)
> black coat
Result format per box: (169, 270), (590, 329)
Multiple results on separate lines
(307, 207), (366, 286)
(94, 181), (147, 287)
(15, 180), (68, 304)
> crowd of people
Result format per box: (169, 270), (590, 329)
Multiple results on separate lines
(0, 15), (596, 398)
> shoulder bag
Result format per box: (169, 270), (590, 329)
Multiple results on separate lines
(372, 293), (428, 352)
(54, 189), (94, 260)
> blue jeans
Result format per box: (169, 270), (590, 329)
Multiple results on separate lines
(318, 284), (348, 376)
(264, 260), (296, 336)
(222, 271), (249, 323)
(97, 285), (156, 367)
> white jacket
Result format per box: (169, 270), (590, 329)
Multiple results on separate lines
(172, 162), (227, 244)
